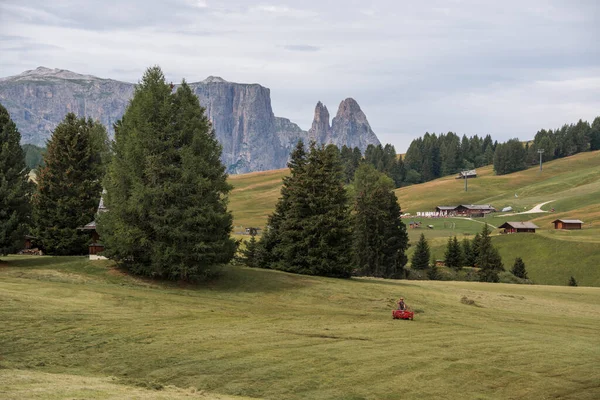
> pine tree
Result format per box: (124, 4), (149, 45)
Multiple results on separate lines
(0, 104), (33, 256)
(411, 233), (430, 270)
(352, 164), (408, 278)
(261, 142), (353, 277)
(97, 67), (235, 280)
(241, 235), (258, 268)
(444, 236), (463, 271)
(256, 140), (307, 269)
(462, 238), (475, 267)
(568, 276), (578, 287)
(33, 114), (107, 255)
(470, 233), (482, 267)
(476, 224), (504, 282)
(511, 257), (528, 279)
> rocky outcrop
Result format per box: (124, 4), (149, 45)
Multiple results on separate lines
(0, 67), (133, 145)
(307, 98), (380, 150)
(0, 67), (381, 173)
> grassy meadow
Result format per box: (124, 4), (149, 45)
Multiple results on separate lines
(228, 151), (600, 286)
(1, 256), (599, 399)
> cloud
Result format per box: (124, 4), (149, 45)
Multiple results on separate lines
(0, 0), (598, 152)
(284, 45), (320, 52)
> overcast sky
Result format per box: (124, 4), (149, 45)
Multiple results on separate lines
(1, 0), (599, 151)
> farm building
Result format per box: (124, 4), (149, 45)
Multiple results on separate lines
(552, 219), (584, 230)
(456, 169), (477, 179)
(435, 206), (457, 216)
(499, 221), (539, 234)
(455, 204), (496, 217)
(434, 204), (496, 217)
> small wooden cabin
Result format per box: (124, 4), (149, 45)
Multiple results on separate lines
(552, 219), (583, 230)
(499, 221), (539, 234)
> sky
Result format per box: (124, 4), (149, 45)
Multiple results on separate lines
(1, 0), (599, 152)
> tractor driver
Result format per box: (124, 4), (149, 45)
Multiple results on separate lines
(397, 297), (407, 311)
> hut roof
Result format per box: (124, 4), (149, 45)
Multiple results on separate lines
(551, 219), (584, 224)
(499, 221), (539, 229)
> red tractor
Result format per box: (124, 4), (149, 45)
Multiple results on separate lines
(392, 310), (414, 320)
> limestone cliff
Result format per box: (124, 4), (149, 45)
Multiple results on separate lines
(0, 67), (381, 173)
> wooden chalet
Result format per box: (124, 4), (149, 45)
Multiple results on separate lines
(455, 204), (496, 217)
(435, 206), (457, 216)
(552, 219), (584, 230)
(499, 221), (539, 234)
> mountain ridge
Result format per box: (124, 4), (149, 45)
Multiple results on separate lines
(0, 66), (381, 173)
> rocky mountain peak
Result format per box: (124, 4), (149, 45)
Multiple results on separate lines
(335, 98), (363, 117)
(1, 66), (102, 82)
(201, 76), (228, 84)
(308, 101), (331, 143)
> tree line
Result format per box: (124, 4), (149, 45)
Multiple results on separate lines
(400, 115), (600, 181)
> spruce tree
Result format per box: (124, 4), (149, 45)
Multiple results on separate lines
(261, 142), (353, 277)
(98, 67), (235, 280)
(33, 114), (107, 255)
(0, 104), (33, 256)
(476, 224), (504, 282)
(470, 233), (482, 267)
(568, 276), (578, 286)
(411, 233), (430, 270)
(462, 238), (475, 267)
(241, 235), (258, 268)
(511, 257), (528, 279)
(256, 140), (307, 269)
(352, 164), (408, 278)
(444, 236), (463, 271)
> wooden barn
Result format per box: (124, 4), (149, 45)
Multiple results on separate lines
(435, 206), (457, 215)
(456, 169), (477, 179)
(455, 204), (496, 217)
(552, 219), (584, 230)
(499, 221), (539, 234)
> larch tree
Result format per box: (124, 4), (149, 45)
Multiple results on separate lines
(0, 103), (33, 256)
(352, 163), (408, 278)
(33, 113), (108, 255)
(97, 67), (235, 280)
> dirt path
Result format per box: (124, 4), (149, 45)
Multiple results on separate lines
(501, 200), (555, 216)
(449, 217), (498, 229)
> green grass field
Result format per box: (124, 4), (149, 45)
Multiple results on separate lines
(1, 256), (599, 399)
(228, 151), (600, 286)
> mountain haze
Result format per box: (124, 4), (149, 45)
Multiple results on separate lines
(0, 67), (381, 173)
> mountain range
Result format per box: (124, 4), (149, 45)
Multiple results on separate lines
(0, 67), (380, 173)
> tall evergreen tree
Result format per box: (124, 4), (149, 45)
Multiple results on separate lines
(476, 224), (504, 282)
(256, 140), (307, 269)
(33, 114), (107, 255)
(98, 67), (235, 280)
(352, 164), (408, 278)
(511, 257), (528, 279)
(411, 233), (430, 270)
(462, 238), (475, 267)
(444, 236), (463, 271)
(568, 276), (578, 287)
(241, 235), (258, 268)
(0, 104), (33, 256)
(259, 142), (353, 277)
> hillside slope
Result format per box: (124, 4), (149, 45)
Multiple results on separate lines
(0, 256), (599, 399)
(228, 151), (600, 286)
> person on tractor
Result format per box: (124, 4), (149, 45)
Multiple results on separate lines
(397, 297), (407, 311)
